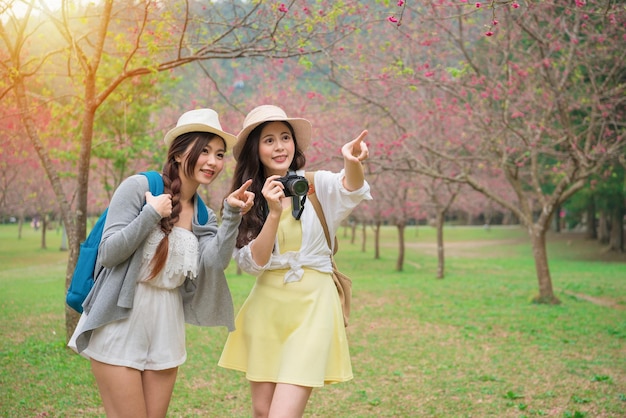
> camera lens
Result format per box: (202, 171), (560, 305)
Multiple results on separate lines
(279, 175), (309, 197)
(291, 179), (309, 196)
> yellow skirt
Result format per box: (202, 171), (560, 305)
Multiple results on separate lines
(218, 267), (353, 387)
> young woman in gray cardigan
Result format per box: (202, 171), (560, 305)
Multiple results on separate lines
(69, 109), (254, 418)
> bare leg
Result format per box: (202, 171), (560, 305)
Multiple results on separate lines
(267, 383), (312, 418)
(90, 359), (148, 418)
(250, 381), (276, 418)
(250, 381), (313, 418)
(143, 368), (178, 418)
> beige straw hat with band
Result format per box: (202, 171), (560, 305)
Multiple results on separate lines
(164, 108), (237, 150)
(233, 105), (312, 161)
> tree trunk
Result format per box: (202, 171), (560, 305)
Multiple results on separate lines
(41, 213), (47, 250)
(374, 221), (381, 260)
(554, 204), (561, 233)
(18, 215), (24, 239)
(609, 207), (624, 252)
(585, 197), (597, 239)
(530, 227), (560, 304)
(598, 210), (609, 244)
(12, 75), (82, 339)
(60, 225), (68, 251)
(361, 222), (367, 252)
(396, 222), (405, 272)
(436, 210), (445, 279)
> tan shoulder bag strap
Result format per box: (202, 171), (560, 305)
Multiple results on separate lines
(305, 171), (338, 255)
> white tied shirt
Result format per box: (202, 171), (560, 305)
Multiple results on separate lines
(234, 170), (372, 283)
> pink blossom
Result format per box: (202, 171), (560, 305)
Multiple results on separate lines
(424, 71), (435, 77)
(492, 19), (499, 25)
(485, 31), (494, 36)
(397, 0), (405, 5)
(575, 0), (585, 7)
(512, 2), (520, 8)
(475, 2), (481, 7)
(278, 3), (288, 13)
(388, 16), (398, 23)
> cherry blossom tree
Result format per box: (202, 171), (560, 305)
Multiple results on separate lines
(321, 0), (626, 303)
(0, 0), (374, 337)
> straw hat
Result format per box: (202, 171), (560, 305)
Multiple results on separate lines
(163, 109), (237, 150)
(233, 105), (312, 161)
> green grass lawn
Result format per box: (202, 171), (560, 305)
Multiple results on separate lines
(1, 223), (625, 417)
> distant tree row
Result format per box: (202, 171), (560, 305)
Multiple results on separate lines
(1, 1), (623, 340)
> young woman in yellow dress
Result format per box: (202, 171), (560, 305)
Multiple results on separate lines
(218, 105), (372, 417)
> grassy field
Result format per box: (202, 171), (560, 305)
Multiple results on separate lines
(1, 223), (625, 417)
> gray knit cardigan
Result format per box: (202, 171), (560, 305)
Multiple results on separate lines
(74, 174), (241, 353)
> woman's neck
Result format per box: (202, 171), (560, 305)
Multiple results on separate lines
(178, 179), (199, 204)
(265, 169), (289, 177)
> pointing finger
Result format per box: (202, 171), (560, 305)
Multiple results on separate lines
(240, 179), (253, 191)
(350, 130), (368, 148)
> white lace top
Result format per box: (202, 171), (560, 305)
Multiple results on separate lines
(140, 226), (199, 289)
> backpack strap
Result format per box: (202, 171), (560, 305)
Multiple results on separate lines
(305, 171), (338, 255)
(141, 171), (164, 196)
(194, 197), (209, 225)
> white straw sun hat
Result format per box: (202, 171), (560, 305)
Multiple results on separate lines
(163, 108), (237, 150)
(232, 105), (312, 161)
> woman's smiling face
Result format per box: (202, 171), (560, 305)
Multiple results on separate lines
(180, 136), (226, 186)
(258, 121), (295, 177)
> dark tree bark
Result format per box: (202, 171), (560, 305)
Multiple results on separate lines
(395, 222), (405, 272)
(586, 197), (597, 240)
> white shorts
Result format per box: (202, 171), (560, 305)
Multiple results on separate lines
(69, 282), (186, 371)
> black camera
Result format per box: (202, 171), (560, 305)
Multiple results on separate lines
(277, 174), (309, 197)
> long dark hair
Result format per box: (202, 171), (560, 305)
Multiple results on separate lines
(147, 131), (224, 280)
(229, 121), (306, 248)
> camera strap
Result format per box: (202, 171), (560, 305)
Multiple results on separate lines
(292, 195), (306, 220)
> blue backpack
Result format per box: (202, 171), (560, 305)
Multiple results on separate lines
(65, 171), (209, 313)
